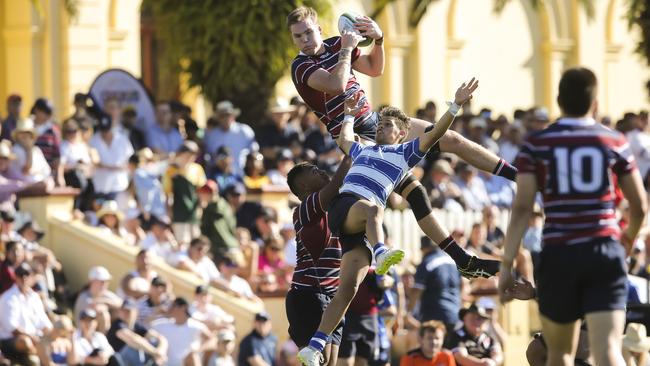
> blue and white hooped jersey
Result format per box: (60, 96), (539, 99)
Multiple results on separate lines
(340, 139), (426, 207)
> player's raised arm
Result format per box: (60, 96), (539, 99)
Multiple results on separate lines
(318, 156), (352, 208)
(337, 92), (363, 155)
(418, 78), (479, 153)
(306, 30), (363, 95)
(351, 16), (384, 77)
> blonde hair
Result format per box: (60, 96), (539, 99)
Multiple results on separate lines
(286, 7), (318, 28)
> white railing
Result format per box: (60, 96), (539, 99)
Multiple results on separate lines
(384, 208), (511, 264)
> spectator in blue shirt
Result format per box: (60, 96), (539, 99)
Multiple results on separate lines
(238, 312), (278, 366)
(131, 148), (167, 219)
(146, 102), (183, 156)
(203, 101), (258, 176)
(407, 237), (462, 333)
(207, 146), (243, 194)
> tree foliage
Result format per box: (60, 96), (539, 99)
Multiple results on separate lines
(145, 0), (330, 124)
(627, 0), (650, 97)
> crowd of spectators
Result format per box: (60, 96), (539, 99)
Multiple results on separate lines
(1, 91), (650, 366)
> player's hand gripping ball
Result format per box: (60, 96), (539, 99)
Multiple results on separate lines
(338, 12), (374, 47)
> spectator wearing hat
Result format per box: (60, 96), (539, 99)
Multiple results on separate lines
(74, 266), (122, 332)
(0, 241), (25, 294)
(399, 320), (455, 366)
(445, 304), (503, 366)
(474, 297), (506, 348)
(425, 159), (463, 212)
(11, 117), (52, 183)
(89, 113), (134, 208)
(207, 329), (237, 366)
(136, 277), (172, 327)
(106, 299), (168, 366)
(407, 237), (461, 333)
(1, 94), (22, 142)
(198, 180), (238, 262)
(223, 182), (260, 230)
(146, 102), (183, 156)
(257, 98), (301, 159)
(191, 285), (235, 332)
(0, 262), (53, 365)
(60, 118), (95, 211)
(243, 151), (270, 190)
(467, 117), (499, 156)
(238, 312), (278, 366)
(119, 249), (158, 300)
(268, 149), (295, 187)
(73, 309), (117, 366)
(204, 101), (258, 176)
(131, 148), (166, 220)
(163, 140), (206, 245)
(207, 146), (243, 194)
(454, 163), (490, 211)
(139, 215), (179, 263)
(252, 206), (279, 245)
(96, 200), (130, 242)
(30, 98), (62, 173)
(217, 254), (262, 304)
(174, 236), (222, 284)
(258, 235), (290, 289)
(151, 297), (213, 366)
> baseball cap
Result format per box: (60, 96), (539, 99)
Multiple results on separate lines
(178, 140), (200, 155)
(195, 284), (209, 295)
(149, 215), (171, 228)
(197, 180), (218, 195)
(255, 311), (271, 322)
(31, 98), (53, 115)
(277, 149), (294, 162)
(476, 296), (497, 310)
(80, 309), (97, 320)
(214, 146), (232, 160)
(459, 303), (491, 320)
(224, 183), (246, 196)
(533, 107), (549, 121)
(151, 276), (168, 288)
(172, 297), (192, 316)
(14, 262), (33, 277)
(218, 330), (236, 342)
(88, 266), (112, 281)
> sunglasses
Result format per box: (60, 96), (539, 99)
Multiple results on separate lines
(269, 247), (282, 252)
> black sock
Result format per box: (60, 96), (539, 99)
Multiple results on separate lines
(492, 158), (518, 182)
(439, 236), (471, 267)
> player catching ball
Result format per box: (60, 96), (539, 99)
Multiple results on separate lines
(287, 7), (503, 278)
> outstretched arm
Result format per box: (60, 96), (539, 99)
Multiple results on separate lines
(418, 78), (478, 153)
(307, 31), (363, 95)
(337, 92), (364, 155)
(352, 16), (384, 77)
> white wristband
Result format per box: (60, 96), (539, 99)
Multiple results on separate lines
(446, 101), (461, 116)
(343, 115), (355, 123)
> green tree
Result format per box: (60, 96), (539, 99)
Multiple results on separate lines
(373, 0), (650, 99)
(145, 0), (330, 124)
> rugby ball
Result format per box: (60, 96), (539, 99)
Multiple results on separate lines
(338, 12), (374, 47)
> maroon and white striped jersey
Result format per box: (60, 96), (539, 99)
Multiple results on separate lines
(515, 117), (637, 246)
(290, 191), (341, 296)
(291, 37), (373, 139)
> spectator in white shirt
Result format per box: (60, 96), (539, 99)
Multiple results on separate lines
(626, 112), (650, 184)
(454, 163), (491, 211)
(0, 262), (52, 365)
(207, 329), (237, 366)
(216, 255), (262, 305)
(89, 114), (134, 210)
(73, 309), (116, 366)
(498, 119), (524, 164)
(203, 101), (258, 175)
(151, 297), (213, 366)
(191, 285), (234, 331)
(119, 249), (158, 300)
(139, 215), (179, 263)
(73, 266), (122, 332)
(96, 200), (130, 243)
(11, 117), (52, 183)
(175, 236), (222, 285)
(136, 277), (172, 327)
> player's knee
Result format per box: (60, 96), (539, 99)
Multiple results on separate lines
(364, 204), (382, 221)
(406, 184), (433, 220)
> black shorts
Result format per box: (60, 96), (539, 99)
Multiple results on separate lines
(0, 338), (28, 363)
(339, 313), (378, 360)
(285, 288), (343, 347)
(327, 193), (370, 254)
(537, 238), (627, 323)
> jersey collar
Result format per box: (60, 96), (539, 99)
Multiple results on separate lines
(556, 117), (596, 126)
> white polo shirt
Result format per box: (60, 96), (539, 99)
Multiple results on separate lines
(0, 284), (52, 339)
(11, 145), (51, 183)
(151, 317), (207, 366)
(89, 132), (134, 193)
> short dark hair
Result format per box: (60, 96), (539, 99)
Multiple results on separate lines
(286, 7), (318, 28)
(557, 67), (597, 116)
(287, 162), (314, 197)
(379, 106), (410, 139)
(190, 236), (210, 248)
(419, 320), (446, 338)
